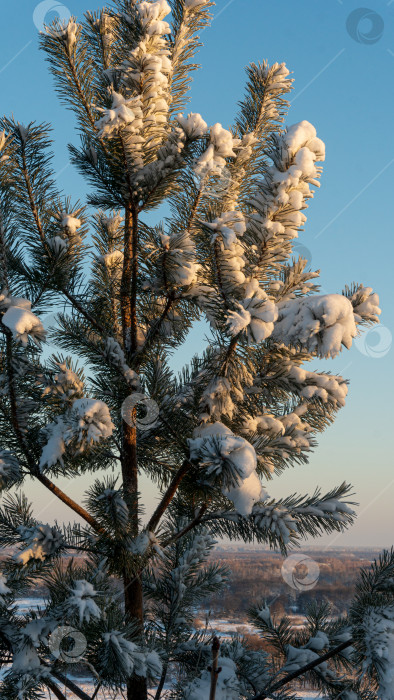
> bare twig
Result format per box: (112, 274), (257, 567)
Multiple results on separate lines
(51, 670), (93, 700)
(253, 639), (353, 700)
(61, 287), (107, 335)
(209, 636), (221, 700)
(46, 680), (67, 700)
(147, 459), (190, 533)
(161, 504), (209, 548)
(154, 663), (168, 700)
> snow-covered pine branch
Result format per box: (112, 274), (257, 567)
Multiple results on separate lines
(0, 3), (386, 699)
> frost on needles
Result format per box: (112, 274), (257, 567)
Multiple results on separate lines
(0, 1), (389, 699)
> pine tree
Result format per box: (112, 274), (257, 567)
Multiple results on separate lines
(0, 1), (390, 699)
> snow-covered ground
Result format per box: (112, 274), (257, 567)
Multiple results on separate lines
(0, 601), (320, 698)
(15, 596), (46, 614)
(35, 686), (320, 699)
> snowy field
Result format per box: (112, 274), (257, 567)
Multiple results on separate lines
(34, 683), (323, 699)
(205, 614), (307, 636)
(0, 599), (321, 698)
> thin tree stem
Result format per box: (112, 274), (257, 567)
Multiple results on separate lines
(46, 680), (67, 700)
(21, 142), (45, 241)
(209, 636), (221, 700)
(154, 663), (168, 700)
(36, 472), (102, 532)
(161, 504), (208, 547)
(221, 334), (239, 376)
(136, 292), (175, 363)
(91, 680), (103, 700)
(51, 670), (93, 700)
(68, 54), (97, 131)
(253, 639), (353, 700)
(65, 45), (110, 157)
(0, 215), (9, 288)
(213, 238), (228, 305)
(147, 460), (190, 533)
(186, 188), (202, 231)
(61, 287), (106, 335)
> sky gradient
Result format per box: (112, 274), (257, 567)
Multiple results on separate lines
(1, 0), (393, 547)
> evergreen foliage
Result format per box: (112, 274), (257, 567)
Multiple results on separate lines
(0, 1), (389, 698)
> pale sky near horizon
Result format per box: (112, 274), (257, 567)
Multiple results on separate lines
(1, 0), (394, 549)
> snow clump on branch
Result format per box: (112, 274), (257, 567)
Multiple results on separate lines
(137, 0), (171, 36)
(0, 450), (20, 489)
(103, 631), (162, 678)
(0, 295), (45, 346)
(189, 422), (267, 516)
(120, 0), (173, 150)
(349, 285), (381, 325)
(45, 19), (79, 50)
(104, 337), (140, 386)
(194, 123), (239, 179)
(98, 249), (124, 276)
(66, 580), (101, 624)
(285, 364), (349, 407)
(39, 398), (115, 469)
(42, 362), (84, 404)
(273, 294), (359, 358)
(96, 91), (143, 138)
(247, 120), (325, 257)
(208, 211), (247, 289)
(251, 504), (298, 544)
(160, 230), (199, 287)
(226, 279), (277, 343)
(13, 524), (63, 564)
(0, 573), (11, 604)
(176, 112), (208, 139)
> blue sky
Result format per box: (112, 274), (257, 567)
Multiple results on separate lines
(1, 0), (393, 547)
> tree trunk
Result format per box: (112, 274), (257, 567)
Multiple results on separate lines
(122, 420), (147, 700)
(120, 200), (146, 700)
(126, 673), (148, 700)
